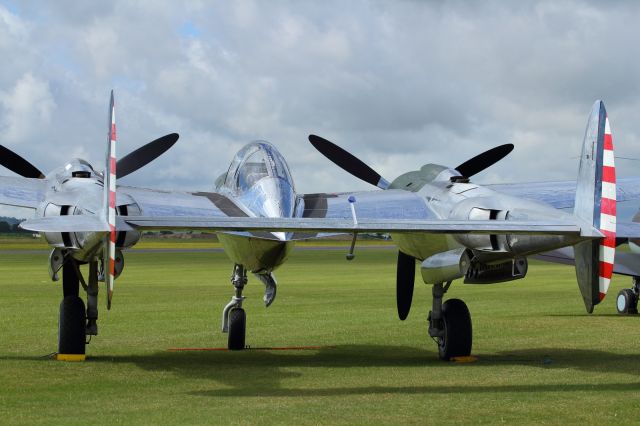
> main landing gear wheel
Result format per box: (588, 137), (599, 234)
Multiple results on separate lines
(437, 299), (472, 360)
(58, 296), (86, 355)
(227, 308), (246, 350)
(617, 276), (640, 315)
(616, 289), (638, 314)
(58, 258), (86, 355)
(428, 282), (472, 361)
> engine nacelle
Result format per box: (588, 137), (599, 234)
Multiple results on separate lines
(39, 202), (141, 261)
(450, 200), (581, 256)
(115, 203), (142, 249)
(41, 203), (103, 255)
(449, 203), (510, 251)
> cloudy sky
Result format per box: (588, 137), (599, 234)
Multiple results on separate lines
(1, 0), (640, 198)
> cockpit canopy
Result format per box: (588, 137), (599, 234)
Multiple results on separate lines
(224, 141), (294, 193)
(48, 158), (100, 183)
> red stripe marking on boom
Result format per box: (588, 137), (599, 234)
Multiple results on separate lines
(600, 197), (616, 216)
(597, 115), (615, 302)
(602, 166), (616, 184)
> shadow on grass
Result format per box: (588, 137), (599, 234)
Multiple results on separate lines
(546, 313), (639, 317)
(3, 345), (639, 397)
(188, 381), (640, 398)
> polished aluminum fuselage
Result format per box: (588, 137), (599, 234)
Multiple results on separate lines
(387, 166), (582, 262)
(215, 142), (298, 273)
(27, 145), (640, 276)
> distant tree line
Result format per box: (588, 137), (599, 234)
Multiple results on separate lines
(0, 217), (31, 234)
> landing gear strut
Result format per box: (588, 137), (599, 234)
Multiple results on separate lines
(428, 282), (472, 360)
(617, 277), (640, 314)
(222, 264), (247, 350)
(85, 261), (99, 336)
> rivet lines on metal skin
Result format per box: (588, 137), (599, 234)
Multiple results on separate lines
(598, 116), (615, 300)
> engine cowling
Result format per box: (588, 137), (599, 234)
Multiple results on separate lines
(41, 203), (102, 252)
(115, 203), (142, 249)
(449, 198), (581, 257)
(451, 206), (510, 252)
(39, 202), (141, 261)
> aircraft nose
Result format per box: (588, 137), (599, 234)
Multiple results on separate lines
(249, 177), (296, 240)
(271, 231), (288, 241)
(257, 178), (296, 219)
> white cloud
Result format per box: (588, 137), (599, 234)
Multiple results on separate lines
(0, 1), (639, 194)
(0, 5), (28, 43)
(0, 73), (56, 144)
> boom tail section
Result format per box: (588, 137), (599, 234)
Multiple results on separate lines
(573, 100), (616, 313)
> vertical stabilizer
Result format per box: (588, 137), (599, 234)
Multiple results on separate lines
(573, 100), (616, 313)
(103, 91), (117, 309)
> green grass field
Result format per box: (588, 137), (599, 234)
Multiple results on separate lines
(1, 243), (640, 424)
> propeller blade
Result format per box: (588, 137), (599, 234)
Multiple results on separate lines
(455, 144), (514, 178)
(0, 145), (44, 178)
(309, 134), (389, 189)
(396, 251), (416, 321)
(117, 133), (179, 179)
(105, 91), (117, 310)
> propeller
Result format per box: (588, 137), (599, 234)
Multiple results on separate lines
(309, 135), (513, 321)
(117, 133), (179, 179)
(396, 251), (416, 320)
(454, 143), (514, 178)
(0, 145), (45, 178)
(308, 135), (389, 189)
(105, 90), (117, 310)
(309, 134), (514, 187)
(0, 133), (179, 180)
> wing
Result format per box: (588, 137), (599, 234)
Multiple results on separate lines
(0, 176), (46, 209)
(96, 187), (478, 239)
(119, 186), (250, 218)
(489, 177), (640, 239)
(536, 247), (640, 277)
(21, 214), (593, 237)
(122, 217), (589, 235)
(296, 189), (433, 239)
(300, 189), (432, 220)
(20, 185), (599, 237)
(488, 177), (640, 210)
(117, 186), (284, 239)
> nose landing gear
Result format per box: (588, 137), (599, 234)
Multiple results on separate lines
(222, 264), (248, 350)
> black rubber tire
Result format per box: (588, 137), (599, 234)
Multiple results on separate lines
(227, 308), (246, 350)
(438, 298), (472, 360)
(616, 289), (638, 314)
(58, 296), (86, 355)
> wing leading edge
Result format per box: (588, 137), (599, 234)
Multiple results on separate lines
(123, 216), (594, 236)
(20, 214), (595, 237)
(0, 176), (46, 209)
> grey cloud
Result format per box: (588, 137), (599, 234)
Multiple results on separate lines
(1, 1), (640, 194)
